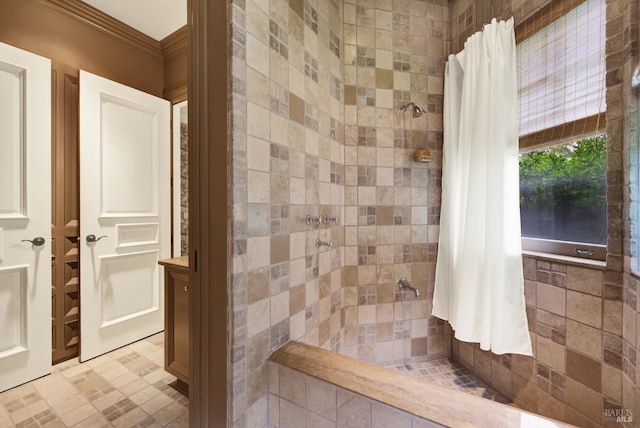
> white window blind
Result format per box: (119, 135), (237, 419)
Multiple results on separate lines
(517, 0), (606, 148)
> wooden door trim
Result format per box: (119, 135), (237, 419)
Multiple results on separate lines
(51, 60), (80, 365)
(188, 0), (229, 426)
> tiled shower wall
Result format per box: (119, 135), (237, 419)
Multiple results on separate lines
(340, 0), (450, 364)
(622, 0), (640, 421)
(447, 0), (637, 426)
(452, 259), (624, 426)
(229, 0), (345, 426)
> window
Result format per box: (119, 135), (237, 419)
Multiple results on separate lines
(516, 0), (606, 260)
(519, 136), (606, 259)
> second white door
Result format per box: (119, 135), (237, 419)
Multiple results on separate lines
(79, 70), (170, 362)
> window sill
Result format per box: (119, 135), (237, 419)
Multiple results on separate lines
(630, 271), (640, 282)
(522, 250), (606, 270)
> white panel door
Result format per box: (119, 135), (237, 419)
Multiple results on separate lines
(79, 70), (170, 361)
(0, 42), (51, 392)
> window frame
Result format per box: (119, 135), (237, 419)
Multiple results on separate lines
(515, 0), (607, 262)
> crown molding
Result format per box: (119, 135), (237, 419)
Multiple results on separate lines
(164, 86), (188, 104)
(161, 26), (187, 60)
(42, 0), (162, 58)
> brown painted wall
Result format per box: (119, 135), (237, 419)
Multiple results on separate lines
(162, 26), (188, 101)
(0, 0), (165, 97)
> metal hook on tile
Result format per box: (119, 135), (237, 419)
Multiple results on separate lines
(322, 215), (339, 225)
(306, 215), (321, 226)
(316, 239), (332, 249)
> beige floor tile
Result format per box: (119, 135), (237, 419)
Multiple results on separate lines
(110, 370), (141, 389)
(85, 354), (114, 369)
(146, 349), (164, 363)
(37, 380), (76, 401)
(130, 385), (162, 405)
(0, 414), (12, 427)
(112, 407), (153, 428)
(100, 365), (129, 383)
(54, 359), (79, 372)
(89, 359), (122, 376)
(0, 383), (37, 407)
(166, 411), (189, 428)
(119, 377), (149, 397)
(59, 403), (100, 426)
(59, 363), (92, 380)
(41, 419), (66, 427)
(143, 369), (174, 385)
(70, 412), (111, 428)
(0, 333), (187, 427)
(140, 392), (174, 415)
(91, 389), (126, 411)
(8, 399), (49, 425)
(152, 402), (188, 425)
(74, 374), (110, 395)
(32, 373), (66, 392)
(129, 340), (157, 353)
(47, 392), (90, 416)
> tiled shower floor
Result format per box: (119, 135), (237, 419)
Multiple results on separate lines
(386, 359), (511, 403)
(0, 333), (188, 427)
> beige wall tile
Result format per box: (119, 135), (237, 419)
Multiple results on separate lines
(371, 402), (412, 428)
(271, 290), (290, 326)
(306, 411), (336, 428)
(247, 102), (271, 140)
(289, 93), (306, 125)
(336, 389), (372, 428)
(247, 136), (271, 172)
(566, 349), (601, 392)
(280, 366), (307, 407)
(536, 335), (566, 373)
(427, 335), (445, 355)
(280, 398), (306, 428)
(413, 417), (447, 428)
(248, 236), (271, 270)
(536, 283), (566, 317)
(566, 320), (602, 360)
(623, 303), (637, 347)
(246, 33), (270, 73)
(601, 364), (622, 403)
(491, 359), (513, 397)
(566, 266), (603, 297)
(306, 377), (337, 421)
(512, 372), (537, 410)
(565, 378), (603, 424)
(536, 390), (565, 422)
(566, 290), (602, 329)
(247, 298), (270, 338)
(271, 234), (290, 264)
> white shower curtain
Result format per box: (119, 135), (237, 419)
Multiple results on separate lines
(432, 18), (532, 356)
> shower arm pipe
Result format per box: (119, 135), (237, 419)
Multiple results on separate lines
(399, 102), (415, 112)
(398, 278), (420, 298)
(399, 101), (426, 118)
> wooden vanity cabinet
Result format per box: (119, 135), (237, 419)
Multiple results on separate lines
(159, 256), (189, 394)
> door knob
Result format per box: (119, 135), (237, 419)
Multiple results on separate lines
(86, 234), (107, 243)
(22, 237), (46, 246)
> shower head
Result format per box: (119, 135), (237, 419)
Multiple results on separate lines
(400, 102), (426, 118)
